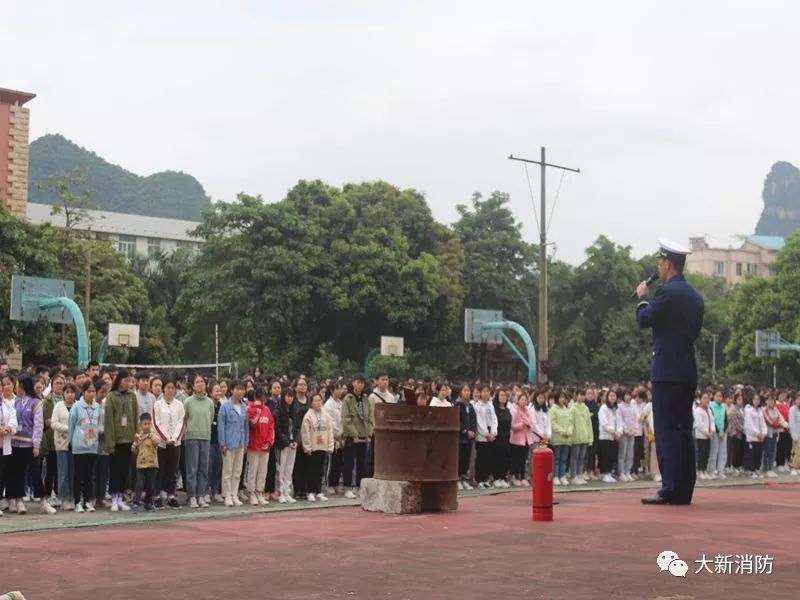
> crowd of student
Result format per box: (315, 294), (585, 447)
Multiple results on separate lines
(0, 359), (799, 517)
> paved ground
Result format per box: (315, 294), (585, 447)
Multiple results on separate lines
(1, 478), (797, 599)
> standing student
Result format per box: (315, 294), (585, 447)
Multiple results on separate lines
(0, 378), (18, 517)
(135, 373), (156, 419)
(40, 373), (65, 507)
(131, 413), (160, 513)
(69, 380), (100, 513)
(218, 379), (249, 507)
(598, 389), (622, 483)
(509, 394), (532, 487)
(105, 369), (138, 512)
(762, 395), (787, 478)
(473, 386), (498, 489)
(292, 378), (311, 498)
(492, 389), (512, 488)
(726, 395), (746, 475)
(275, 388), (300, 503)
(301, 393), (334, 502)
(530, 392), (552, 484)
(616, 391), (639, 482)
(643, 395), (660, 482)
(323, 381), (345, 495)
(50, 383), (77, 510)
(93, 381), (110, 508)
(584, 387), (600, 479)
(430, 383), (453, 407)
(245, 386), (274, 505)
(789, 394), (800, 476)
(707, 390), (728, 479)
(632, 390), (647, 477)
(183, 374), (215, 508)
(743, 394), (767, 478)
(693, 393), (714, 480)
(207, 382), (224, 503)
(152, 379), (185, 509)
(341, 377), (373, 498)
(550, 391), (573, 486)
(8, 374), (52, 514)
(774, 391), (793, 473)
(569, 389), (593, 485)
(264, 380), (282, 500)
(456, 385), (477, 490)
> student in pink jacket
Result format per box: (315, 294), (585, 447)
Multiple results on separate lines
(509, 394), (533, 486)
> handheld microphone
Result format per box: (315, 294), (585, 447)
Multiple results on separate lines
(631, 273), (659, 299)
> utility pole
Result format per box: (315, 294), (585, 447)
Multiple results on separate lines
(85, 227), (92, 345)
(509, 148), (580, 383)
(711, 333), (718, 384)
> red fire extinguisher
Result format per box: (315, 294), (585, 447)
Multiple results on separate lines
(531, 445), (554, 522)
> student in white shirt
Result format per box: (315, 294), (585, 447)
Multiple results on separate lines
(692, 393), (714, 480)
(598, 389), (623, 483)
(323, 381), (346, 495)
(430, 383), (453, 407)
(743, 394), (767, 478)
(472, 385), (498, 488)
(152, 379), (186, 508)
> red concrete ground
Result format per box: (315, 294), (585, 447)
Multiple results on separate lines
(1, 484), (798, 599)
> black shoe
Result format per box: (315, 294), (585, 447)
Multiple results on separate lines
(167, 497), (180, 509)
(641, 495), (669, 505)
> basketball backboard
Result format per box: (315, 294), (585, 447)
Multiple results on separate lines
(9, 275), (76, 324)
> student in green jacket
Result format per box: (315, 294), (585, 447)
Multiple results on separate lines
(340, 376), (373, 498)
(183, 374), (215, 509)
(549, 390), (574, 486)
(569, 388), (594, 485)
(104, 369), (138, 512)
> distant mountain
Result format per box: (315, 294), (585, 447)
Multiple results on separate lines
(755, 161), (800, 237)
(28, 134), (211, 221)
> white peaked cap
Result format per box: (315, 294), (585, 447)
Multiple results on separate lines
(658, 238), (691, 256)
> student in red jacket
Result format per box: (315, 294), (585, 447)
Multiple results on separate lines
(246, 387), (275, 505)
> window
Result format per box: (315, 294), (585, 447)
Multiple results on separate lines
(735, 263), (742, 276)
(747, 263), (758, 275)
(147, 237), (162, 258)
(117, 235), (137, 258)
(94, 231), (109, 242)
(713, 261), (725, 277)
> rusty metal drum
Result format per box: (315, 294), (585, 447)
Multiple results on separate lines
(373, 403), (459, 482)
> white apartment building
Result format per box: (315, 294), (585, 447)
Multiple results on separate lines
(686, 235), (784, 285)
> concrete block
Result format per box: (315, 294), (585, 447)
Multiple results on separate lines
(360, 478), (422, 514)
(421, 481), (459, 512)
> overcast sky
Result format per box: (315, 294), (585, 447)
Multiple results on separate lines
(4, 0), (797, 264)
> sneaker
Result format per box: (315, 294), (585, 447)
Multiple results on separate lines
(118, 499), (131, 512)
(0, 499), (8, 511)
(203, 494), (211, 504)
(343, 490), (357, 499)
(287, 496), (297, 504)
(232, 495), (243, 507)
(791, 469), (799, 476)
(74, 502), (85, 513)
(501, 479), (511, 488)
(249, 493), (260, 506)
(316, 494), (328, 502)
(167, 497), (180, 509)
(23, 494), (31, 502)
(212, 493), (224, 503)
(41, 501), (57, 515)
(571, 478), (582, 486)
(130, 503), (140, 514)
(766, 470), (778, 478)
(521, 479), (530, 487)
(561, 477), (570, 486)
(110, 498), (119, 512)
(757, 473), (765, 478)
(601, 474), (617, 483)
(462, 481), (474, 490)
(198, 497), (209, 508)
(269, 492), (280, 500)
(16, 500), (27, 514)
(224, 496), (234, 507)
(456, 481), (464, 491)
(104, 492), (112, 501)
(553, 478), (561, 486)
(718, 472), (727, 480)
(707, 472), (718, 480)
(258, 494), (269, 505)
(278, 496), (288, 504)
(325, 487), (336, 496)
(307, 493), (317, 502)
(188, 497), (199, 509)
(85, 502), (96, 513)
(493, 480), (504, 489)
(145, 503), (156, 512)
(653, 474), (662, 482)
(336, 486), (346, 496)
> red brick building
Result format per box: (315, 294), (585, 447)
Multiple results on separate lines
(0, 86), (36, 218)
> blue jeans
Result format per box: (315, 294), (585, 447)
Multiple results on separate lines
(762, 434), (778, 472)
(184, 439), (210, 499)
(569, 444), (587, 479)
(208, 441), (222, 495)
(56, 451), (74, 501)
(553, 445), (570, 478)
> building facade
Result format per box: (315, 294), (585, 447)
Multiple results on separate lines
(686, 235), (784, 285)
(0, 87), (36, 219)
(27, 203), (202, 259)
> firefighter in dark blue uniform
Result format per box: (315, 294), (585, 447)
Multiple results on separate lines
(636, 239), (704, 505)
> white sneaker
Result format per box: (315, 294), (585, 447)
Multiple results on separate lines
(561, 477), (570, 486)
(0, 499), (7, 511)
(571, 478), (583, 486)
(325, 487), (336, 495)
(553, 478), (561, 486)
(601, 474), (617, 483)
(462, 481), (474, 490)
(232, 495), (243, 507)
(213, 493), (225, 503)
(718, 472), (727, 480)
(698, 472), (707, 480)
(85, 502), (95, 513)
(521, 479), (530, 487)
(493, 480), (504, 489)
(502, 480), (511, 488)
(110, 498), (119, 512)
(316, 494), (328, 502)
(766, 470), (778, 478)
(257, 495), (269, 505)
(249, 493), (260, 506)
(203, 494), (211, 504)
(118, 499), (130, 511)
(16, 500), (26, 514)
(307, 493), (317, 502)
(287, 496), (297, 503)
(188, 497), (199, 509)
(791, 469), (798, 476)
(344, 490), (357, 499)
(654, 474), (662, 482)
(224, 496), (234, 507)
(74, 502), (85, 513)
(278, 496), (288, 504)
(707, 472), (718, 480)
(456, 481), (464, 490)
(757, 473), (765, 478)
(41, 501), (57, 515)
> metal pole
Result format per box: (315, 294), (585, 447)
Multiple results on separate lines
(773, 363), (777, 388)
(215, 323), (219, 379)
(711, 333), (718, 384)
(539, 146), (548, 383)
(85, 227), (92, 359)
